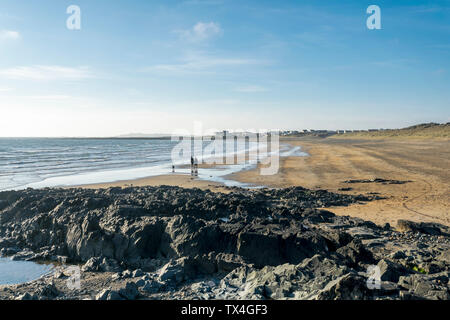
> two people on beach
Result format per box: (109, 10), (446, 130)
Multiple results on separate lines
(191, 156), (198, 176)
(171, 156), (198, 176)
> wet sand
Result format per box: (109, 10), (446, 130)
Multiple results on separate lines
(79, 173), (230, 193)
(80, 137), (450, 227)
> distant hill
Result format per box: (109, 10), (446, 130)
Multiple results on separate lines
(115, 133), (172, 138)
(333, 123), (450, 139)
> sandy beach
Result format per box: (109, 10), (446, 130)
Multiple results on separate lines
(79, 137), (450, 228)
(234, 137), (450, 227)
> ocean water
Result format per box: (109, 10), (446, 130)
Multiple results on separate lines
(0, 138), (176, 190)
(0, 257), (54, 285)
(0, 138), (303, 191)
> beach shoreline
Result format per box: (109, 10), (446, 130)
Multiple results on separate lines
(77, 137), (450, 227)
(75, 173), (230, 192)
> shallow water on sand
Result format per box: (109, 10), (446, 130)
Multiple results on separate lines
(0, 257), (54, 285)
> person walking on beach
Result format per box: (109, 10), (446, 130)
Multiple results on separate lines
(191, 156), (194, 176)
(194, 157), (199, 176)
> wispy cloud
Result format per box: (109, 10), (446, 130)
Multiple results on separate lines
(370, 59), (417, 69)
(26, 95), (72, 101)
(0, 65), (94, 81)
(235, 85), (267, 93)
(182, 0), (224, 5)
(0, 87), (13, 92)
(176, 22), (222, 42)
(0, 30), (20, 40)
(145, 53), (268, 74)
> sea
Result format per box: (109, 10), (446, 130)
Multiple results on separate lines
(0, 138), (307, 191)
(0, 257), (54, 286)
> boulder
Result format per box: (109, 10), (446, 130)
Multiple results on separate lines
(377, 259), (409, 283)
(16, 292), (38, 300)
(35, 282), (60, 299)
(95, 289), (111, 300)
(397, 220), (449, 236)
(336, 240), (374, 267)
(82, 257), (121, 272)
(158, 258), (191, 284)
(316, 273), (371, 300)
(118, 282), (139, 300)
(141, 280), (163, 294)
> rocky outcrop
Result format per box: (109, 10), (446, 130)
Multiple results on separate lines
(0, 186), (448, 300)
(0, 186), (373, 267)
(397, 220), (450, 236)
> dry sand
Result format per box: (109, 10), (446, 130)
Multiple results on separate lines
(233, 137), (450, 227)
(79, 137), (450, 227)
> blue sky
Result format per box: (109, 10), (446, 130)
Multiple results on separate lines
(0, 0), (449, 136)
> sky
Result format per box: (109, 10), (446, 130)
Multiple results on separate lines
(0, 0), (449, 137)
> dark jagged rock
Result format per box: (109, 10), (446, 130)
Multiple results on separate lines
(343, 178), (411, 185)
(316, 273), (371, 300)
(377, 259), (410, 283)
(0, 186), (373, 267)
(0, 186), (448, 300)
(397, 220), (450, 236)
